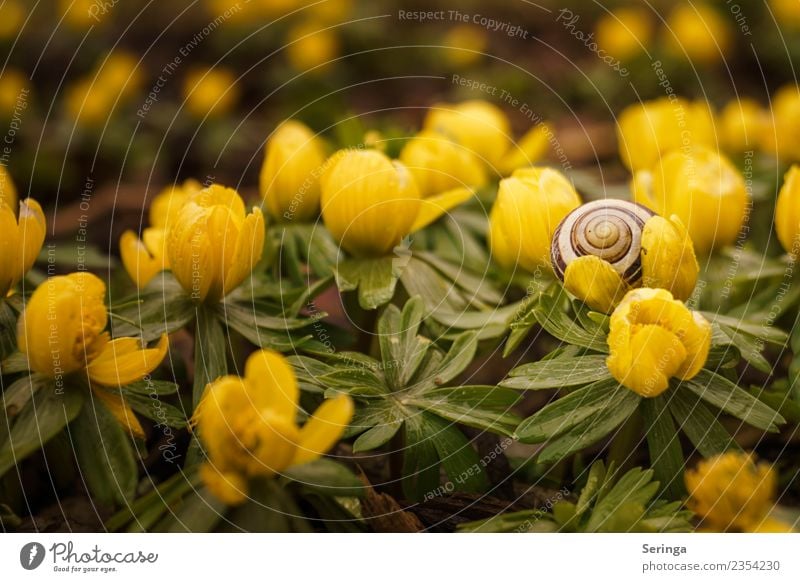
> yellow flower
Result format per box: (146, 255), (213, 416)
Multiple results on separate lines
(195, 349), (354, 505)
(120, 180), (202, 288)
(0, 164), (19, 209)
(616, 97), (716, 171)
(719, 99), (769, 153)
(66, 52), (142, 127)
(595, 7), (653, 61)
(775, 165), (800, 255)
(286, 21), (339, 73)
(685, 452), (790, 532)
(665, 3), (731, 65)
(442, 25), (488, 68)
(183, 67), (239, 119)
(0, 69), (28, 118)
(399, 130), (487, 198)
(17, 272), (168, 438)
(0, 198), (46, 297)
(488, 167), (581, 273)
(320, 150), (420, 257)
(771, 0), (800, 29)
(65, 79), (114, 127)
(0, 0), (24, 39)
(556, 202), (699, 313)
(259, 120), (327, 222)
(632, 146), (748, 254)
(423, 100), (551, 174)
(167, 184), (265, 303)
(60, 0), (101, 29)
(606, 288), (711, 397)
(762, 85), (800, 161)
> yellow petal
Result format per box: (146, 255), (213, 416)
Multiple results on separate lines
(92, 387), (145, 439)
(608, 324), (686, 397)
(563, 255), (629, 313)
(87, 334), (169, 387)
(0, 203), (19, 295)
(200, 463), (248, 506)
(500, 123), (551, 174)
(244, 349), (299, 420)
(675, 311), (712, 380)
(292, 395), (354, 466)
(776, 165), (800, 255)
(641, 215), (699, 300)
(120, 230), (165, 289)
(222, 208), (265, 298)
(410, 187), (473, 232)
(17, 198), (46, 280)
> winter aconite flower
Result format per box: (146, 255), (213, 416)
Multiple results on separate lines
(17, 272), (168, 437)
(488, 167), (581, 273)
(167, 184), (265, 303)
(423, 100), (551, 175)
(0, 197), (46, 298)
(763, 85), (800, 160)
(551, 200), (699, 313)
(195, 349), (354, 505)
(442, 25), (488, 68)
(616, 97), (716, 172)
(182, 67), (239, 119)
(594, 8), (653, 62)
(259, 120), (327, 222)
(120, 179), (202, 288)
(606, 288), (711, 397)
(719, 99), (769, 153)
(632, 146), (748, 254)
(685, 452), (793, 532)
(775, 165), (800, 255)
(665, 3), (731, 65)
(286, 21), (339, 74)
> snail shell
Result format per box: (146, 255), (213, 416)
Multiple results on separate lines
(551, 199), (655, 286)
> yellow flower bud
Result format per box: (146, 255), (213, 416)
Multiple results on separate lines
(606, 288), (711, 397)
(665, 3), (731, 65)
(617, 97), (716, 171)
(0, 69), (28, 118)
(0, 0), (24, 39)
(775, 165), (800, 255)
(183, 67), (239, 119)
(632, 146), (748, 254)
(595, 8), (653, 61)
(120, 180), (202, 289)
(0, 164), (18, 209)
(65, 79), (114, 127)
(762, 85), (800, 160)
(195, 349), (353, 505)
(685, 452), (783, 532)
(167, 184), (265, 303)
(554, 201), (698, 313)
(442, 25), (488, 68)
(0, 197), (45, 297)
(771, 0), (800, 29)
(321, 150), (421, 257)
(399, 130), (487, 198)
(489, 167), (581, 273)
(97, 52), (142, 96)
(286, 21), (339, 73)
(259, 120), (327, 222)
(719, 99), (769, 153)
(60, 0), (100, 30)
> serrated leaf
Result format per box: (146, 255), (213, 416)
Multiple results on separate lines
(378, 298), (430, 389)
(502, 355), (611, 390)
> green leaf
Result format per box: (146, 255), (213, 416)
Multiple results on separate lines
(0, 351), (29, 375)
(115, 390), (188, 429)
(2, 373), (51, 418)
(70, 396), (138, 507)
(221, 299), (316, 351)
(585, 467), (659, 532)
(109, 276), (195, 341)
(685, 370), (784, 432)
(0, 301), (17, 360)
(0, 381), (84, 477)
(283, 458), (365, 496)
(534, 291), (608, 353)
(402, 413), (443, 501)
(352, 420), (403, 453)
(670, 387), (737, 457)
(410, 330), (477, 390)
(516, 379), (630, 443)
(640, 396), (686, 499)
(502, 355), (611, 390)
(378, 297), (430, 389)
(428, 415), (489, 494)
(193, 305), (227, 407)
(335, 256), (402, 310)
(703, 312), (788, 345)
(156, 486), (226, 533)
(415, 251), (503, 307)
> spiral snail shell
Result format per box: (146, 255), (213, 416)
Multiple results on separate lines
(551, 199), (656, 286)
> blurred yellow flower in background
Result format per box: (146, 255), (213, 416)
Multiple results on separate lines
(0, 0), (24, 39)
(260, 120), (327, 222)
(719, 99), (769, 153)
(18, 272), (169, 437)
(120, 179), (203, 288)
(60, 0), (105, 29)
(442, 25), (488, 68)
(595, 7), (653, 62)
(606, 288), (711, 397)
(183, 67), (239, 118)
(0, 197), (46, 297)
(775, 165), (800, 255)
(616, 97), (716, 172)
(762, 84), (800, 160)
(685, 452), (793, 532)
(66, 52), (143, 127)
(195, 349), (353, 505)
(0, 69), (29, 118)
(424, 100), (552, 175)
(632, 146), (748, 254)
(286, 21), (340, 73)
(489, 167), (581, 273)
(665, 3), (731, 65)
(770, 0), (800, 29)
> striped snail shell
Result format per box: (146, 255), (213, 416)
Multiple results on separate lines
(551, 199), (656, 286)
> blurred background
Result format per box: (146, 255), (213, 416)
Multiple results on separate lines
(1, 0), (800, 240)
